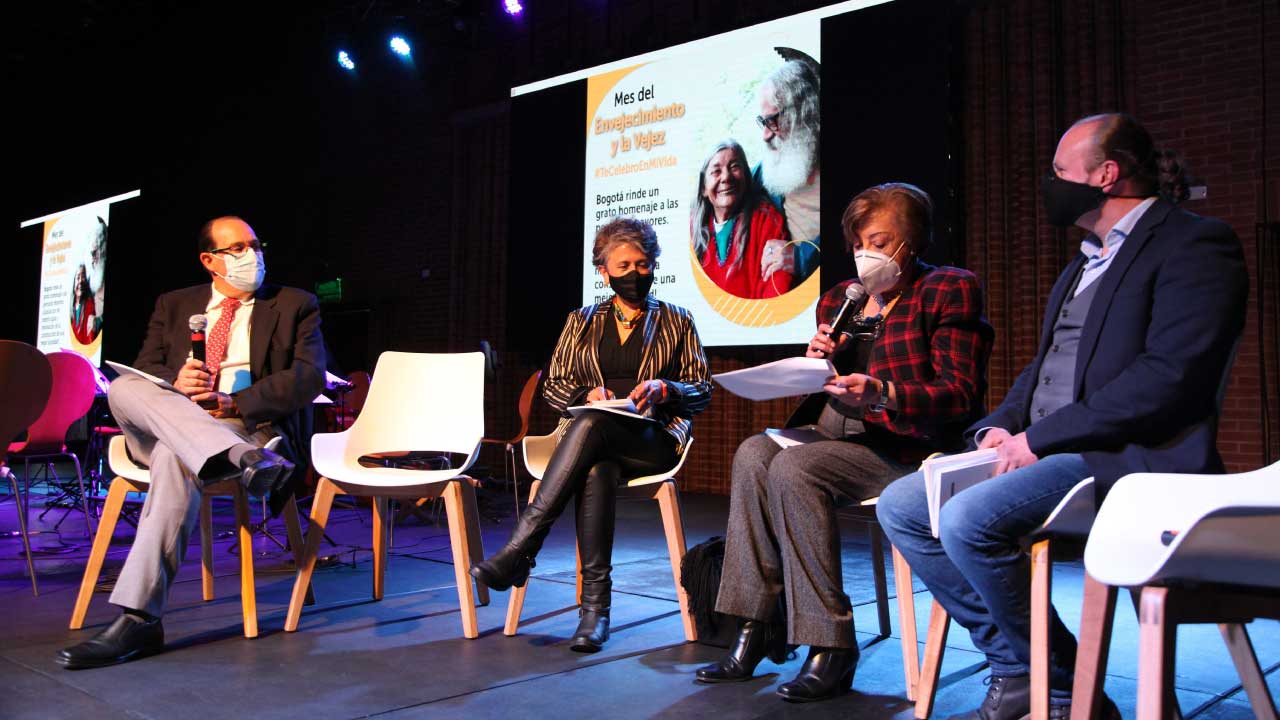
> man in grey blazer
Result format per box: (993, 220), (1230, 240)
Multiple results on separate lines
(58, 216), (325, 669)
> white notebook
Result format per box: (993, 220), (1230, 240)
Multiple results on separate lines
(922, 448), (1000, 538)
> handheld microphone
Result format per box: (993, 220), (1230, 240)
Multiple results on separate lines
(817, 283), (870, 358)
(189, 315), (208, 364)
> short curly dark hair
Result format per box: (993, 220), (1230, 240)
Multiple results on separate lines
(592, 217), (661, 268)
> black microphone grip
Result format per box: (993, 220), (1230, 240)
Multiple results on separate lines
(815, 285), (869, 359)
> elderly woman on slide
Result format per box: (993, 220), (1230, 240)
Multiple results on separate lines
(471, 217), (712, 653)
(691, 140), (794, 299)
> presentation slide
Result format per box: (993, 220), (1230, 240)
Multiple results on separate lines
(512, 1), (885, 347)
(20, 190), (140, 366)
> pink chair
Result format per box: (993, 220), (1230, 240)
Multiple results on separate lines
(8, 351), (98, 549)
(0, 341), (54, 595)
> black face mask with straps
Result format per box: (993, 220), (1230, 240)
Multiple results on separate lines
(1041, 172), (1149, 228)
(607, 270), (654, 304)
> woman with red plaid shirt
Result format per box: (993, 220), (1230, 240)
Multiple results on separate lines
(697, 183), (993, 703)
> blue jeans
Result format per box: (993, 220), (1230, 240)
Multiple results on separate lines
(876, 453), (1089, 697)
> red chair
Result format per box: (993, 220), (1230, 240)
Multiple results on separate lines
(0, 341), (54, 595)
(8, 351), (98, 545)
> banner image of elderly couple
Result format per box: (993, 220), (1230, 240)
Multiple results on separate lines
(581, 15), (823, 346)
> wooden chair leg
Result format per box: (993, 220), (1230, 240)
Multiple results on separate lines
(869, 522), (892, 640)
(893, 545), (921, 702)
(1030, 538), (1053, 720)
(286, 478), (337, 632)
(504, 480), (541, 636)
(1070, 573), (1118, 720)
(443, 480), (479, 639)
(459, 478), (489, 606)
(200, 494), (215, 601)
(1137, 586), (1176, 720)
(282, 494), (315, 606)
(914, 599), (951, 719)
(654, 480), (696, 642)
(1219, 623), (1279, 720)
(372, 496), (389, 601)
(233, 485), (258, 638)
(70, 477), (130, 629)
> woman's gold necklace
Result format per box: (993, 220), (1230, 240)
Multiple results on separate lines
(613, 300), (644, 329)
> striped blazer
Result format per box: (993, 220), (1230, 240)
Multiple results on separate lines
(543, 296), (712, 451)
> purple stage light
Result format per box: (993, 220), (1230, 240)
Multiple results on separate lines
(503, 0), (523, 16)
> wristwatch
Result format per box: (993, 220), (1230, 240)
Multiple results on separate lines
(867, 378), (888, 413)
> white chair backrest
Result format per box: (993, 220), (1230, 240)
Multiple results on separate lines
(345, 352), (485, 460)
(1039, 477), (1096, 537)
(1084, 462), (1280, 588)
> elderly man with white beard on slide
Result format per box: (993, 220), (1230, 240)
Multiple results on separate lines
(754, 50), (821, 287)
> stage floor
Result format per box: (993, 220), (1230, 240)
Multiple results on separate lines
(1, 478), (1275, 719)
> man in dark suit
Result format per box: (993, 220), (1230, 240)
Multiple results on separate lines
(58, 216), (325, 669)
(877, 113), (1248, 719)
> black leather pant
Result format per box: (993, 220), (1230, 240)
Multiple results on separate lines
(506, 412), (678, 609)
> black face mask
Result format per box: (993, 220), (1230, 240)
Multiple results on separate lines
(607, 270), (654, 304)
(1041, 173), (1108, 228)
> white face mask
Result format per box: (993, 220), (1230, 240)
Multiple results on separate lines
(853, 243), (907, 296)
(217, 250), (266, 293)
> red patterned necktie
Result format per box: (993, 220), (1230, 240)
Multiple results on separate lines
(205, 297), (242, 379)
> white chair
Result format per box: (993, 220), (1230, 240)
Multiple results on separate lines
(503, 431), (697, 641)
(285, 352), (490, 639)
(70, 434), (309, 638)
(1071, 464), (1280, 720)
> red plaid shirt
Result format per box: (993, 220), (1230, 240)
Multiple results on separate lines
(817, 262), (993, 451)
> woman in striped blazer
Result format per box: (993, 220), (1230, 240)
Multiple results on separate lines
(471, 217), (712, 653)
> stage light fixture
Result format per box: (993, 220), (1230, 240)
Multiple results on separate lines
(337, 50), (356, 71)
(503, 0), (524, 15)
(389, 35), (412, 57)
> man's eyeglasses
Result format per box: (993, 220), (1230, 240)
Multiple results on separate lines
(755, 111), (784, 134)
(208, 240), (262, 257)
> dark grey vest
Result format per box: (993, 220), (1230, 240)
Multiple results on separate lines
(1030, 271), (1101, 424)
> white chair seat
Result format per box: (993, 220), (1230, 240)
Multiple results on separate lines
(310, 430), (477, 489)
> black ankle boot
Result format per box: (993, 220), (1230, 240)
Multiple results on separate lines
(569, 606), (610, 653)
(775, 646), (858, 702)
(695, 619), (782, 683)
(469, 544), (534, 591)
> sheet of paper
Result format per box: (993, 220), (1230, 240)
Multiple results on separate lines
(105, 360), (180, 393)
(713, 356), (836, 402)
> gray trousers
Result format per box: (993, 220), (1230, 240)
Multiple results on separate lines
(714, 429), (911, 648)
(106, 375), (272, 617)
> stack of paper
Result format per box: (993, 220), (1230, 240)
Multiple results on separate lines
(922, 448), (1000, 538)
(567, 398), (654, 422)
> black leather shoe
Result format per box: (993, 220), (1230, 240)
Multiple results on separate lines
(775, 646), (858, 703)
(569, 607), (610, 653)
(238, 447), (295, 498)
(56, 614), (164, 669)
(695, 619), (782, 683)
(469, 545), (534, 591)
(946, 674), (1031, 720)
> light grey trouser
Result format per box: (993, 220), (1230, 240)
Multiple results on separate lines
(105, 374), (272, 617)
(714, 430), (911, 648)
